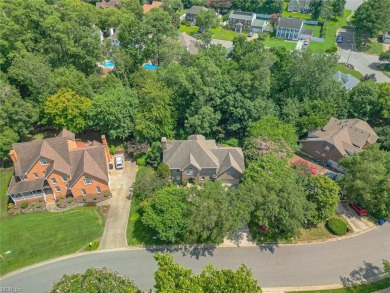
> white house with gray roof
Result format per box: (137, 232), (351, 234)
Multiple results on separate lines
(228, 11), (256, 32)
(276, 17), (304, 40)
(288, 0), (311, 13)
(162, 135), (245, 185)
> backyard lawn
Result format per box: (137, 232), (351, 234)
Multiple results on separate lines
(211, 26), (245, 41)
(264, 34), (297, 50)
(337, 64), (364, 80)
(282, 3), (312, 20)
(356, 37), (384, 55)
(0, 171), (105, 275)
(178, 24), (199, 35)
(303, 23), (321, 37)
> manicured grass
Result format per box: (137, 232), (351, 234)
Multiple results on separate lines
(264, 34), (297, 50)
(337, 64), (364, 80)
(282, 3), (312, 20)
(0, 172), (105, 275)
(303, 23), (321, 37)
(358, 41), (384, 55)
(178, 24), (199, 35)
(211, 26), (243, 41)
(290, 277), (390, 293)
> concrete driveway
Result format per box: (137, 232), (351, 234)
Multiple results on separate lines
(99, 154), (136, 249)
(337, 203), (375, 233)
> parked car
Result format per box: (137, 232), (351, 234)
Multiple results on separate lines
(248, 31), (253, 37)
(115, 156), (124, 169)
(349, 203), (368, 216)
(336, 36), (343, 43)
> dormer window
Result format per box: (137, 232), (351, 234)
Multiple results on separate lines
(40, 158), (48, 165)
(83, 177), (92, 185)
(187, 168), (194, 175)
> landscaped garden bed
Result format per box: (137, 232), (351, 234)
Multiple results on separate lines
(7, 199), (46, 216)
(74, 192), (112, 205)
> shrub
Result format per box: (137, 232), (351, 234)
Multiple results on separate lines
(67, 199), (72, 204)
(31, 202), (36, 206)
(108, 145), (117, 155)
(7, 203), (13, 209)
(326, 218), (348, 236)
(36, 205), (41, 209)
(13, 211), (20, 215)
(222, 138), (239, 147)
(56, 199), (60, 203)
(136, 155), (146, 166)
(320, 21), (327, 37)
(60, 195), (65, 199)
(82, 196), (87, 202)
(39, 199), (43, 203)
(180, 19), (186, 25)
(21, 202), (28, 209)
(84, 240), (100, 251)
(93, 197), (98, 201)
(56, 202), (61, 207)
(325, 45), (338, 53)
(27, 208), (33, 213)
(103, 193), (109, 197)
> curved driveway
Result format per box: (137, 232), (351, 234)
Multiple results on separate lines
(1, 223), (389, 292)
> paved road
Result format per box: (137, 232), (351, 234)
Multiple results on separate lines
(1, 222), (389, 292)
(99, 155), (136, 249)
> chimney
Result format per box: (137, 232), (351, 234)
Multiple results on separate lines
(9, 150), (17, 163)
(161, 137), (167, 150)
(101, 135), (108, 146)
(101, 135), (111, 166)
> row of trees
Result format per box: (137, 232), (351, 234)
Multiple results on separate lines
(51, 253), (261, 292)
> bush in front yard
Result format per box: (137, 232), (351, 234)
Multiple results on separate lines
(7, 203), (13, 209)
(84, 240), (100, 251)
(136, 155), (146, 166)
(21, 202), (28, 209)
(326, 218), (348, 236)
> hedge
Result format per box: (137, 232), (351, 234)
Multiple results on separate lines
(326, 218), (348, 236)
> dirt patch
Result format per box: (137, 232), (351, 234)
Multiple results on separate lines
(99, 205), (111, 220)
(383, 43), (390, 51)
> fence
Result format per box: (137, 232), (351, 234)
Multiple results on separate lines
(311, 36), (325, 42)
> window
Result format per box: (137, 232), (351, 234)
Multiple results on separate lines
(83, 177), (92, 185)
(81, 189), (87, 196)
(227, 170), (235, 176)
(62, 175), (67, 182)
(96, 186), (101, 193)
(40, 158), (48, 165)
(55, 186), (61, 192)
(33, 173), (39, 179)
(187, 168), (194, 175)
(51, 178), (57, 184)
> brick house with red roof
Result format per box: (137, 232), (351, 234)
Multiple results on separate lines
(7, 130), (111, 203)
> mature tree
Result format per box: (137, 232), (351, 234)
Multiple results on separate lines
(384, 260), (390, 274)
(352, 0), (390, 45)
(162, 0), (184, 13)
(332, 0), (346, 17)
(379, 50), (390, 63)
(53, 66), (93, 98)
(142, 186), (190, 243)
(50, 267), (141, 293)
(196, 9), (219, 29)
(186, 181), (243, 243)
(247, 115), (298, 151)
(7, 52), (55, 102)
(121, 0), (143, 20)
(306, 175), (340, 224)
(377, 83), (390, 123)
(244, 136), (293, 163)
(239, 155), (308, 239)
(339, 145), (390, 218)
(310, 0), (323, 20)
(348, 81), (379, 122)
(269, 13), (281, 29)
(0, 127), (19, 162)
(156, 162), (171, 179)
(0, 82), (38, 139)
(89, 86), (138, 139)
(133, 73), (174, 142)
(154, 253), (262, 292)
(145, 142), (162, 168)
(44, 88), (92, 133)
(376, 125), (390, 151)
(133, 167), (167, 201)
(143, 9), (177, 63)
(159, 38), (190, 67)
(259, 0), (284, 14)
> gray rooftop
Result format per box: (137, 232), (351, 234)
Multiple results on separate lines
(252, 19), (266, 27)
(178, 32), (204, 54)
(333, 71), (361, 90)
(229, 10), (255, 21)
(187, 5), (207, 15)
(278, 17), (303, 29)
(300, 29), (313, 35)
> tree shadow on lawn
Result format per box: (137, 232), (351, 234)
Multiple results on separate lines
(339, 261), (386, 289)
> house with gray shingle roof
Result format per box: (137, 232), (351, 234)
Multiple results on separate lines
(333, 71), (361, 91)
(288, 0), (311, 13)
(7, 130), (111, 203)
(276, 17), (304, 40)
(300, 118), (378, 171)
(186, 6), (208, 25)
(228, 11), (256, 32)
(162, 135), (245, 185)
(179, 32), (204, 54)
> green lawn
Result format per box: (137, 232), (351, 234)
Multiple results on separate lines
(282, 3), (312, 20)
(0, 172), (105, 275)
(264, 34), (297, 50)
(303, 23), (321, 37)
(290, 277), (390, 293)
(178, 24), (199, 35)
(357, 39), (384, 55)
(337, 64), (364, 80)
(309, 10), (352, 52)
(211, 26), (244, 41)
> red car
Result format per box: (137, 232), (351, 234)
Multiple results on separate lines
(349, 203), (368, 216)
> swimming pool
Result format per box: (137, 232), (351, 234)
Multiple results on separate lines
(143, 63), (158, 70)
(104, 60), (115, 67)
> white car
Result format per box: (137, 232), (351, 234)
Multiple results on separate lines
(115, 156), (124, 169)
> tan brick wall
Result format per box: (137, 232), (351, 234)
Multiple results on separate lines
(71, 175), (109, 197)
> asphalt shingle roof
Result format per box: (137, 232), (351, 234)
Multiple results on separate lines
(278, 17), (303, 29)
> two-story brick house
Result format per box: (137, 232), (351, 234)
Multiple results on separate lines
(228, 11), (256, 32)
(7, 130), (111, 203)
(162, 135), (245, 186)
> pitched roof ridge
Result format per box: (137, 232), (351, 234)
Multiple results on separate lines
(83, 149), (108, 181)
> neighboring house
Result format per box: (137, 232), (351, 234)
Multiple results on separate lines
(300, 118), (378, 171)
(7, 130), (111, 204)
(143, 1), (163, 14)
(96, 0), (120, 9)
(333, 71), (361, 91)
(107, 27), (120, 47)
(276, 17), (303, 40)
(252, 19), (267, 32)
(228, 11), (256, 32)
(186, 6), (208, 25)
(288, 0), (311, 13)
(383, 30), (390, 44)
(162, 135), (245, 185)
(179, 32), (204, 54)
